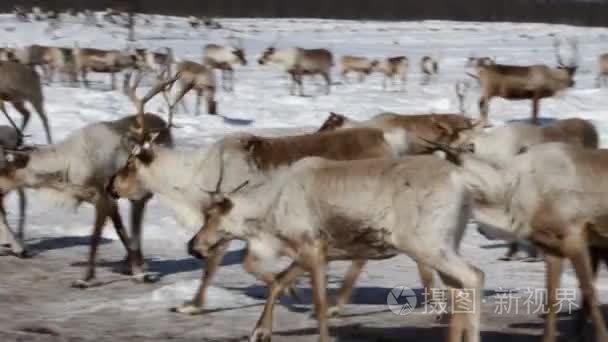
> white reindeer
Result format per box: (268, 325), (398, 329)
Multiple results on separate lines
(203, 41), (247, 92)
(0, 75), (177, 286)
(188, 155), (483, 342)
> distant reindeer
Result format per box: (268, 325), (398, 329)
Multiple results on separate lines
(188, 16), (201, 29)
(339, 55), (378, 83)
(167, 61), (217, 125)
(202, 40), (247, 92)
(258, 46), (333, 96)
(375, 56), (409, 91)
(73, 46), (143, 90)
(596, 53), (608, 88)
(420, 55), (438, 85)
(0, 48), (17, 62)
(32, 6), (44, 21)
(135, 47), (174, 80)
(0, 61), (52, 143)
(477, 37), (578, 126)
(13, 45), (76, 83)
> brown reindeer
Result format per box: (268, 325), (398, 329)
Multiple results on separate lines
(478, 38), (578, 126)
(0, 61), (52, 143)
(73, 46), (143, 90)
(340, 55), (378, 83)
(318, 111), (476, 155)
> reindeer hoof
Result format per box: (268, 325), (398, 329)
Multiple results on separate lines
(131, 272), (159, 284)
(71, 279), (96, 289)
(327, 306), (342, 318)
(250, 327), (272, 342)
(170, 302), (205, 315)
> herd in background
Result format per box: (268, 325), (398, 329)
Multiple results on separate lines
(3, 7), (608, 342)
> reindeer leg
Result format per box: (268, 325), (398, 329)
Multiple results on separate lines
(251, 262), (306, 342)
(478, 96), (490, 127)
(229, 69), (235, 92)
(195, 89), (203, 116)
(400, 73), (406, 92)
(28, 97), (52, 144)
(327, 259), (366, 317)
(323, 72), (331, 95)
(16, 189), (26, 242)
(81, 68), (89, 88)
(171, 83), (193, 119)
(241, 248), (301, 302)
(11, 101), (31, 134)
(565, 230), (608, 342)
(72, 198), (110, 288)
(205, 87), (217, 115)
(382, 74), (387, 90)
(173, 242), (229, 315)
(306, 246), (330, 342)
(574, 247), (602, 336)
(531, 97), (540, 125)
(542, 253), (563, 342)
(110, 71), (116, 91)
(0, 193), (27, 257)
(129, 195), (151, 270)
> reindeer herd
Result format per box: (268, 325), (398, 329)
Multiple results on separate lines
(3, 10), (608, 342)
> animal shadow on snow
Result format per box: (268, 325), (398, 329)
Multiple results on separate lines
(506, 117), (557, 126)
(274, 323), (539, 342)
(510, 304), (608, 341)
(228, 284), (499, 314)
(28, 235), (112, 253)
(70, 248), (245, 279)
(220, 115), (254, 126)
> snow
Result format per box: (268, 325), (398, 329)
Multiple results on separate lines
(1, 14), (607, 341)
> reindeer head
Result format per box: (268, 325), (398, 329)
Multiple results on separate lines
(553, 37), (579, 86)
(317, 112), (347, 132)
(229, 38), (247, 66)
(187, 197), (233, 259)
(258, 46), (276, 65)
(107, 71), (178, 199)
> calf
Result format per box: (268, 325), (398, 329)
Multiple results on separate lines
(189, 156), (482, 342)
(258, 46), (333, 96)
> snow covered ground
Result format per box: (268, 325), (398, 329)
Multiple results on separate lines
(0, 14), (608, 341)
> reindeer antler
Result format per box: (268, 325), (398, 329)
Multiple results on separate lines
(123, 70), (181, 134)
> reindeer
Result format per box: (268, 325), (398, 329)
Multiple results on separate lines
(106, 125), (451, 317)
(374, 56), (409, 91)
(339, 55), (378, 83)
(465, 56), (494, 86)
(0, 126), (27, 257)
(202, 41), (247, 92)
(443, 143), (608, 342)
(317, 112), (475, 155)
(420, 55), (439, 85)
(73, 46), (144, 90)
(0, 74), (177, 287)
(595, 53), (608, 88)
(477, 37), (578, 126)
(166, 61), (217, 125)
(0, 61), (52, 143)
(13, 45), (76, 83)
(258, 46), (333, 96)
(444, 118), (598, 262)
(134, 47), (174, 80)
(188, 155), (483, 342)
